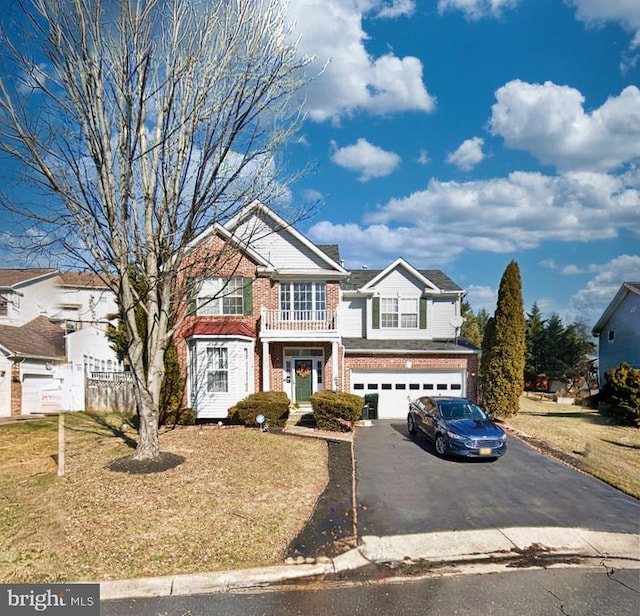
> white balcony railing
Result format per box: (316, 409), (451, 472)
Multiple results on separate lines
(260, 308), (337, 333)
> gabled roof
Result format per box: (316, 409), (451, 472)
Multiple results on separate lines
(0, 268), (58, 289)
(227, 201), (349, 276)
(592, 282), (640, 335)
(183, 220), (271, 268)
(58, 271), (110, 289)
(341, 258), (462, 293)
(0, 316), (66, 360)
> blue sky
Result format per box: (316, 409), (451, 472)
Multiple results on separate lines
(283, 0), (640, 328)
(1, 0), (639, 331)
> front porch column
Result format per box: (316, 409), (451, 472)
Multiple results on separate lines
(262, 341), (270, 391)
(331, 341), (339, 391)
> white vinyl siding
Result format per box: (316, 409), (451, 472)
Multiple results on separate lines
(232, 214), (331, 270)
(190, 339), (254, 419)
(597, 291), (640, 387)
(340, 298), (366, 337)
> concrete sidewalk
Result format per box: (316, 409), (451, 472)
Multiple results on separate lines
(100, 526), (640, 601)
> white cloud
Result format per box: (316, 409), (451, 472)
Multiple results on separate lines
(464, 284), (497, 314)
(446, 137), (485, 171)
(286, 0), (435, 122)
(569, 254), (640, 326)
(308, 170), (640, 266)
(376, 0), (416, 19)
(417, 149), (431, 165)
(490, 80), (640, 172)
(569, 0), (640, 49)
(330, 138), (401, 181)
(437, 0), (519, 21)
(301, 188), (324, 203)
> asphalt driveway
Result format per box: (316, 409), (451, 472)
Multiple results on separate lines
(355, 419), (640, 538)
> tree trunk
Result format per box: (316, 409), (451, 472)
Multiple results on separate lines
(132, 384), (161, 461)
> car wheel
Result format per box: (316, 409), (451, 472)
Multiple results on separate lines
(434, 434), (448, 456)
(407, 414), (416, 435)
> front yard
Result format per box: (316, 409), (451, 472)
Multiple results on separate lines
(507, 395), (640, 499)
(0, 413), (327, 583)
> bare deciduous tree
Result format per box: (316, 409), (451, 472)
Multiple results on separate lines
(0, 0), (312, 460)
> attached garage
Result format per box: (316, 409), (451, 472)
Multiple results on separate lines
(350, 369), (465, 419)
(22, 373), (60, 414)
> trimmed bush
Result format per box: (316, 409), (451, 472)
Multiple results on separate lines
(310, 390), (364, 432)
(600, 362), (640, 427)
(228, 392), (290, 428)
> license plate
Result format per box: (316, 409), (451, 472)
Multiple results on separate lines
(479, 447), (492, 455)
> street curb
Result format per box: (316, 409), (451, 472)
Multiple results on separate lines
(100, 527), (639, 601)
(100, 562), (334, 600)
(356, 527), (640, 565)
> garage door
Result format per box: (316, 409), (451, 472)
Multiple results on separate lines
(22, 375), (58, 415)
(351, 370), (465, 419)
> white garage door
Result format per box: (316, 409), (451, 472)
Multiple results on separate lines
(22, 375), (59, 415)
(351, 370), (465, 419)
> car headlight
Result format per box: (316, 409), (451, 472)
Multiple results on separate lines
(499, 433), (507, 441)
(446, 430), (462, 440)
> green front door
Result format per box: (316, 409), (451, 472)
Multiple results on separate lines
(294, 359), (313, 403)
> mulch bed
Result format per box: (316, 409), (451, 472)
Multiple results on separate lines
(286, 439), (356, 559)
(107, 452), (186, 474)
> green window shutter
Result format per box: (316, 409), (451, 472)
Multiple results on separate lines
(186, 277), (197, 315)
(372, 297), (380, 329)
(243, 277), (253, 315)
(419, 298), (428, 329)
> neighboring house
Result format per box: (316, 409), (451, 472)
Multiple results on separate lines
(176, 201), (479, 421)
(0, 269), (122, 417)
(592, 282), (640, 388)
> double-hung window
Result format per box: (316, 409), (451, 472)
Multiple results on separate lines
(380, 297), (418, 329)
(0, 294), (7, 317)
(197, 277), (243, 315)
(280, 282), (326, 321)
(207, 347), (228, 393)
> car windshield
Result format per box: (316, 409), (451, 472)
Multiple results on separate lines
(440, 402), (487, 420)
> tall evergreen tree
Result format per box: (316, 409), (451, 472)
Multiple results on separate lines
(476, 308), (490, 337)
(541, 313), (565, 381)
(525, 302), (546, 382)
(460, 300), (482, 347)
(481, 261), (526, 418)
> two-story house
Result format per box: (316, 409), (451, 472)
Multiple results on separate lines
(0, 269), (122, 417)
(592, 282), (640, 388)
(176, 201), (480, 421)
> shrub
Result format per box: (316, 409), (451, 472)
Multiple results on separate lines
(161, 407), (196, 427)
(228, 392), (290, 428)
(599, 362), (640, 427)
(310, 390), (363, 432)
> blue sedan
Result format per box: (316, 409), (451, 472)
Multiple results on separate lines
(407, 396), (507, 459)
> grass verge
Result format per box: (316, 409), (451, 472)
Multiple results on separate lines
(506, 395), (640, 499)
(0, 413), (327, 583)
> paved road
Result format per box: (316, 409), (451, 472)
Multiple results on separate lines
(355, 420), (639, 537)
(102, 567), (640, 615)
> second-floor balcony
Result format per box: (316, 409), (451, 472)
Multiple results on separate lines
(260, 307), (338, 339)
